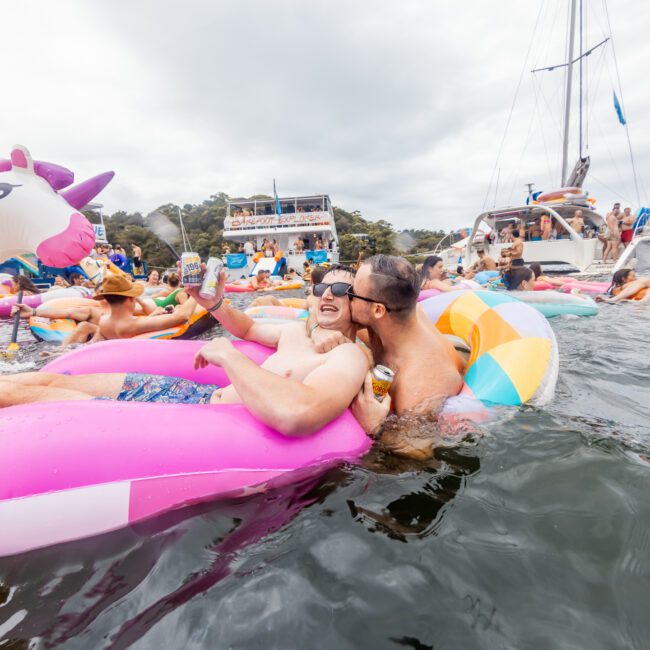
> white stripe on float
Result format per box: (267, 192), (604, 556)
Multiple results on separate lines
(0, 481), (130, 557)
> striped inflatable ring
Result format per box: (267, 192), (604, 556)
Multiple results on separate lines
(420, 290), (558, 406)
(245, 305), (308, 322)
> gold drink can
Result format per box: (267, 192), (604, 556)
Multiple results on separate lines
(371, 364), (395, 402)
(181, 252), (202, 286)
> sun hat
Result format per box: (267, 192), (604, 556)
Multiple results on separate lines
(93, 274), (144, 300)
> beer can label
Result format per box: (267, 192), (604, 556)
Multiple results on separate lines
(371, 364), (395, 402)
(181, 252), (202, 285)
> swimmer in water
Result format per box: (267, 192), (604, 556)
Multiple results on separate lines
(419, 256), (458, 292)
(597, 268), (650, 303)
(309, 255), (464, 459)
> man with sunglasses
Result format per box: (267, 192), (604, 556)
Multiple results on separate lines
(309, 255), (464, 459)
(1, 266), (376, 439)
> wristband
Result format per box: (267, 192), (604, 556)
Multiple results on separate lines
(32, 307), (38, 317)
(309, 323), (320, 336)
(207, 297), (224, 313)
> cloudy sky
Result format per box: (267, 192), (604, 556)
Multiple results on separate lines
(2, 0), (648, 231)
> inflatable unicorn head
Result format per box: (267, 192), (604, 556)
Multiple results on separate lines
(0, 145), (114, 267)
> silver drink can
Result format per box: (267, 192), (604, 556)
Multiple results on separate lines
(181, 252), (202, 286)
(371, 364), (395, 402)
(199, 257), (223, 299)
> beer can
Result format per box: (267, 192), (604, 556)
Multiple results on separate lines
(199, 257), (223, 299)
(371, 364), (395, 402)
(181, 252), (202, 286)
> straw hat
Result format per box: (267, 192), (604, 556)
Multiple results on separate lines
(93, 274), (144, 300)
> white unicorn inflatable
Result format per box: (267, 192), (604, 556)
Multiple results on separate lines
(0, 145), (114, 267)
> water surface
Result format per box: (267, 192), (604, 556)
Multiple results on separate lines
(1, 293), (649, 649)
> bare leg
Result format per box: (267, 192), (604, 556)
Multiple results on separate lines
(1, 372), (125, 397)
(612, 240), (621, 262)
(0, 384), (96, 408)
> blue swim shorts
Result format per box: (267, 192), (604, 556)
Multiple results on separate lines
(115, 373), (220, 405)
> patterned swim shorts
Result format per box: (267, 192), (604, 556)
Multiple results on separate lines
(115, 373), (220, 405)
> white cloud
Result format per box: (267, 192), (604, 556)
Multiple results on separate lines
(1, 0), (648, 232)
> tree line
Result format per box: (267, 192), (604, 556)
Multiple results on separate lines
(87, 192), (448, 269)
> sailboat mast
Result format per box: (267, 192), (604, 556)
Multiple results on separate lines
(561, 0), (578, 186)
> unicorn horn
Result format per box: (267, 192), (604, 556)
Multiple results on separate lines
(61, 171), (115, 209)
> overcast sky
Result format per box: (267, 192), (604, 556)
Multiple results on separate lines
(2, 0), (648, 232)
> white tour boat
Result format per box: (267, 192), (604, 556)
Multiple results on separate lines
(222, 194), (339, 281)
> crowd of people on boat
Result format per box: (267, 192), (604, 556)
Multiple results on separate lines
(232, 203), (326, 217)
(486, 202), (640, 265)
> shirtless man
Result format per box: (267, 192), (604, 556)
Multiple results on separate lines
(311, 255), (464, 459)
(620, 207), (635, 248)
(466, 249), (497, 276)
(131, 243), (143, 272)
(569, 209), (585, 235)
(249, 269), (269, 290)
(603, 203), (621, 263)
(506, 230), (524, 266)
(0, 267), (372, 438)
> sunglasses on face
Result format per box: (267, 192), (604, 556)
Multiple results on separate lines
(312, 281), (395, 312)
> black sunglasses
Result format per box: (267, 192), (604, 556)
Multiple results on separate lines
(312, 282), (352, 298)
(313, 281), (396, 312)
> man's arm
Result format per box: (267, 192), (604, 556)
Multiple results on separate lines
(195, 338), (368, 435)
(184, 268), (283, 348)
(116, 298), (198, 336)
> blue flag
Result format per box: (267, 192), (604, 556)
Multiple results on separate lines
(613, 91), (626, 125)
(273, 179), (282, 215)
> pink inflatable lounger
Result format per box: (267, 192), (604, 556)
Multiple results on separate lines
(0, 339), (370, 556)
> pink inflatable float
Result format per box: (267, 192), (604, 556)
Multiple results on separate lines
(0, 339), (370, 556)
(0, 286), (92, 318)
(0, 145), (114, 267)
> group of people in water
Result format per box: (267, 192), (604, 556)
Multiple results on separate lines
(1, 254), (468, 460)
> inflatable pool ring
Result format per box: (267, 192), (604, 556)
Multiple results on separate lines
(0, 339), (371, 556)
(279, 297), (308, 309)
(417, 281), (480, 303)
(533, 281), (555, 291)
(558, 279), (610, 296)
(225, 283), (255, 293)
(474, 270), (500, 285)
(244, 305), (309, 323)
(508, 290), (598, 317)
(0, 286), (92, 318)
(419, 290), (558, 406)
(268, 281), (303, 292)
(612, 286), (648, 301)
(29, 303), (214, 344)
(536, 187), (585, 204)
(0, 145), (113, 267)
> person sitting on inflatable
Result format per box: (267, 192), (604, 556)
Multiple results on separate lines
(464, 249), (498, 279)
(151, 272), (188, 307)
(309, 255), (464, 459)
(598, 268), (650, 303)
(419, 256), (459, 292)
(0, 267), (374, 439)
(529, 263), (565, 288)
(249, 269), (270, 290)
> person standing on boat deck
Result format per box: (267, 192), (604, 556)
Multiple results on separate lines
(506, 230), (525, 267)
(603, 204), (622, 263)
(620, 207), (635, 248)
(243, 240), (255, 255)
(569, 209), (585, 236)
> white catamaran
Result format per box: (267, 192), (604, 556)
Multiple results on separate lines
(438, 0), (648, 276)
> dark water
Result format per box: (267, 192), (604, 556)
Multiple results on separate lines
(1, 294), (650, 649)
